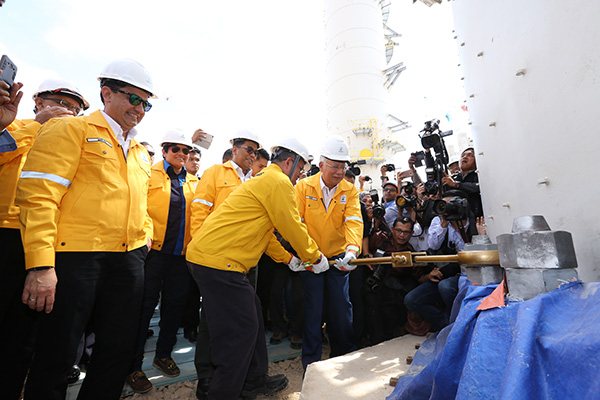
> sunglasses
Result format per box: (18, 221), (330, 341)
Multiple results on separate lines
(169, 145), (190, 155)
(112, 88), (152, 112)
(238, 145), (256, 155)
(393, 228), (413, 235)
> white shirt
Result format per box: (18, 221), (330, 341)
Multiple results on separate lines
(101, 111), (139, 159)
(320, 176), (338, 212)
(230, 160), (253, 182)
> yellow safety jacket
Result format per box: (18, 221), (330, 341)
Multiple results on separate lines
(295, 172), (363, 258)
(186, 163), (321, 274)
(15, 110), (153, 269)
(189, 161), (243, 238)
(0, 119), (39, 229)
(147, 162), (199, 254)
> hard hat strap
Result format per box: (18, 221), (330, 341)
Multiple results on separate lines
(288, 154), (300, 180)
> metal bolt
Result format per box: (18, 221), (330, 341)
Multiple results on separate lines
(502, 202), (510, 208)
(516, 69), (527, 76)
(537, 177), (550, 185)
(477, 52), (484, 57)
(489, 122), (496, 127)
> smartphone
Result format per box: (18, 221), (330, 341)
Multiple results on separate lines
(193, 132), (214, 149)
(0, 55), (18, 89)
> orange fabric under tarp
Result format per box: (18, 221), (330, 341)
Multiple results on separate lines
(476, 279), (506, 310)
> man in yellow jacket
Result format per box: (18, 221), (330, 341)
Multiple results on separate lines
(15, 59), (155, 400)
(0, 78), (89, 400)
(126, 130), (199, 393)
(186, 137), (328, 400)
(294, 135), (363, 370)
(189, 129), (261, 399)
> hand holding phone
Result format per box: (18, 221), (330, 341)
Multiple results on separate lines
(0, 55), (18, 90)
(192, 128), (213, 149)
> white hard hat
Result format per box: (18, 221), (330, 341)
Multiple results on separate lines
(271, 137), (311, 170)
(160, 129), (193, 148)
(33, 78), (90, 110)
(448, 155), (460, 166)
(320, 134), (350, 162)
(229, 129), (261, 148)
(98, 59), (156, 98)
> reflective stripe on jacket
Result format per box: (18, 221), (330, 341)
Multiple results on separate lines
(186, 163), (320, 273)
(295, 172), (363, 258)
(147, 162), (198, 254)
(189, 161), (242, 238)
(15, 110), (153, 269)
(0, 119), (39, 229)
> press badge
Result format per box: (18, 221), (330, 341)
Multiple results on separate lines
(341, 195), (347, 204)
(86, 137), (113, 148)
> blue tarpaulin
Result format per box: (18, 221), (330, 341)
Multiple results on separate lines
(387, 279), (600, 400)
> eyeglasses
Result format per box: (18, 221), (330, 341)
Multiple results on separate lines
(112, 88), (152, 112)
(393, 228), (413, 235)
(325, 162), (347, 171)
(383, 188), (397, 193)
(147, 151), (155, 156)
(169, 145), (190, 155)
(39, 97), (82, 115)
(238, 145), (257, 155)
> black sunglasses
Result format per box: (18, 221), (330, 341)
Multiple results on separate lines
(112, 88), (152, 112)
(238, 145), (256, 155)
(169, 145), (190, 155)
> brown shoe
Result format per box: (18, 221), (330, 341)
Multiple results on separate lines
(269, 331), (287, 345)
(153, 356), (180, 377)
(127, 370), (152, 394)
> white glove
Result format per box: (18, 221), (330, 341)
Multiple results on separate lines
(287, 255), (304, 272)
(334, 251), (357, 271)
(308, 253), (329, 274)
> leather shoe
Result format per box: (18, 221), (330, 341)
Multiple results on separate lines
(126, 370), (152, 394)
(241, 374), (288, 399)
(184, 326), (198, 343)
(153, 356), (180, 377)
(195, 377), (212, 400)
(269, 331), (287, 345)
(66, 365), (80, 384)
(289, 335), (302, 350)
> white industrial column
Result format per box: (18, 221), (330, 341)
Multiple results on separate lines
(324, 0), (388, 167)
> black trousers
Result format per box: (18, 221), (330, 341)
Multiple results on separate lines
(188, 262), (268, 400)
(131, 250), (191, 371)
(269, 265), (303, 337)
(24, 247), (146, 400)
(0, 228), (40, 400)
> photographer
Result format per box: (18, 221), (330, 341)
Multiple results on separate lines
(364, 217), (420, 345)
(441, 147), (483, 218)
(404, 193), (476, 332)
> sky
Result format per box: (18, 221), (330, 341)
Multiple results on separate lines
(0, 0), (469, 175)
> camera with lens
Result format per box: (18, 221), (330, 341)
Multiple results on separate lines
(423, 181), (439, 196)
(395, 181), (417, 209)
(366, 249), (390, 292)
(368, 189), (386, 220)
(432, 197), (468, 221)
(364, 175), (372, 182)
(306, 164), (320, 177)
(382, 163), (395, 172)
(348, 159), (367, 176)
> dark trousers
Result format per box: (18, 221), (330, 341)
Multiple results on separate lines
(348, 265), (367, 348)
(299, 258), (356, 370)
(24, 247), (146, 400)
(131, 250), (191, 371)
(194, 298), (214, 379)
(189, 263), (268, 400)
(182, 274), (201, 330)
(404, 275), (460, 331)
(269, 261), (304, 337)
(0, 228), (40, 400)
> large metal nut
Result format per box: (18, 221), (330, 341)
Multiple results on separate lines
(463, 265), (504, 285)
(505, 268), (578, 301)
(497, 230), (577, 269)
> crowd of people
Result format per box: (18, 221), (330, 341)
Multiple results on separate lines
(0, 58), (484, 400)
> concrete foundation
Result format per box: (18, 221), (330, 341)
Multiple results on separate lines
(300, 335), (423, 400)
